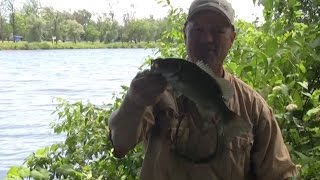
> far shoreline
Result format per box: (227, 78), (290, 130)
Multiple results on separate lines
(0, 41), (158, 50)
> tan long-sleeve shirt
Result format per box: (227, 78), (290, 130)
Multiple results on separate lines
(110, 70), (298, 180)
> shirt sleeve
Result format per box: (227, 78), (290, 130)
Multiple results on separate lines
(251, 105), (299, 179)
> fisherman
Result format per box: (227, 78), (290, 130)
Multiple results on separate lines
(108, 0), (299, 179)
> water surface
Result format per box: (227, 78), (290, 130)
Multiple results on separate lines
(0, 48), (155, 178)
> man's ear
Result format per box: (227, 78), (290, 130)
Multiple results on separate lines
(226, 29), (236, 50)
(183, 23), (187, 44)
(231, 31), (236, 43)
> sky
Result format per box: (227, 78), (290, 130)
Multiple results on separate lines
(16, 0), (264, 23)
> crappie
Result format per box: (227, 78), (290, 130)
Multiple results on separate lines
(150, 58), (251, 145)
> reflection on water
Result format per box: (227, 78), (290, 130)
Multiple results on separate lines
(0, 48), (155, 178)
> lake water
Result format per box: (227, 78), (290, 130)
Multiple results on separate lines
(0, 48), (156, 178)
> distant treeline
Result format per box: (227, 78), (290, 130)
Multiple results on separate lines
(0, 0), (169, 44)
(0, 41), (158, 50)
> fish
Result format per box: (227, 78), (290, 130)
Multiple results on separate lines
(150, 57), (251, 148)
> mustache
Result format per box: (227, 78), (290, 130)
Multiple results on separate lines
(196, 43), (216, 60)
(200, 43), (216, 51)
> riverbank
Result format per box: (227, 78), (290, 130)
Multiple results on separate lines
(0, 41), (158, 50)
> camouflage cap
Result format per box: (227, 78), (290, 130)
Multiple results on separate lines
(187, 0), (235, 25)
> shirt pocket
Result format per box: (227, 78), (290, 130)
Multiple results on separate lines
(226, 135), (254, 179)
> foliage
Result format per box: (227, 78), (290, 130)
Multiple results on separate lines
(85, 24), (100, 43)
(25, 13), (44, 42)
(5, 0), (320, 179)
(247, 0), (320, 177)
(255, 0), (319, 25)
(0, 0), (169, 44)
(0, 41), (157, 50)
(156, 1), (187, 59)
(96, 15), (120, 43)
(6, 93), (144, 180)
(63, 19), (84, 43)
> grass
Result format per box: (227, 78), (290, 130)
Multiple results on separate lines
(0, 41), (158, 50)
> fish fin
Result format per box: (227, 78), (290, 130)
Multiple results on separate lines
(215, 77), (234, 100)
(196, 61), (235, 100)
(195, 61), (217, 78)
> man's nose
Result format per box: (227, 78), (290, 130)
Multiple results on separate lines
(202, 30), (215, 43)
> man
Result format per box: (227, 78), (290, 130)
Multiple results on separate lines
(108, 0), (299, 179)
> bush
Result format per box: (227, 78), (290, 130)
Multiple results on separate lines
(6, 93), (144, 180)
(5, 0), (320, 179)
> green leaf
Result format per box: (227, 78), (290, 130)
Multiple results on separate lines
(311, 38), (320, 48)
(30, 169), (49, 180)
(307, 107), (320, 117)
(18, 167), (31, 178)
(297, 81), (308, 90)
(302, 92), (312, 98)
(35, 148), (48, 158)
(57, 164), (77, 176)
(295, 151), (309, 160)
(265, 38), (278, 56)
(265, 0), (273, 11)
(280, 84), (289, 96)
(288, 0), (296, 7)
(297, 63), (306, 74)
(6, 166), (21, 178)
(97, 175), (104, 180)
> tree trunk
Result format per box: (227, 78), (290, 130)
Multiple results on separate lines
(11, 13), (16, 43)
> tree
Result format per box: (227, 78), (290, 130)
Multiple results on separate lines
(22, 0), (41, 15)
(96, 14), (119, 43)
(86, 23), (100, 43)
(41, 6), (63, 41)
(0, 0), (6, 41)
(0, 1), (169, 43)
(73, 9), (92, 40)
(255, 0), (320, 25)
(4, 0), (16, 41)
(0, 15), (10, 41)
(25, 13), (44, 42)
(60, 10), (73, 20)
(65, 19), (84, 43)
(105, 20), (119, 43)
(14, 12), (27, 40)
(21, 0), (44, 42)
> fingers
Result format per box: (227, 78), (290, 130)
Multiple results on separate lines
(128, 70), (168, 106)
(132, 73), (167, 94)
(134, 69), (151, 78)
(147, 75), (167, 95)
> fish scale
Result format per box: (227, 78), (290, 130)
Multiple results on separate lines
(150, 58), (252, 158)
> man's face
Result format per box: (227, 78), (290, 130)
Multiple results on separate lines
(184, 10), (236, 70)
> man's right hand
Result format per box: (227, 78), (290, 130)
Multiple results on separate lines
(108, 70), (167, 158)
(127, 70), (168, 107)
